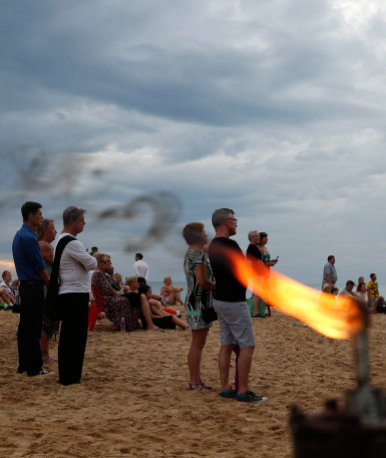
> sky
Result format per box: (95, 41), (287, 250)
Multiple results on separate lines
(2, 0), (386, 288)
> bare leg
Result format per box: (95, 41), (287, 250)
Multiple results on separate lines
(252, 295), (259, 316)
(140, 295), (159, 331)
(188, 329), (209, 386)
(237, 346), (255, 394)
(174, 291), (184, 305)
(218, 344), (235, 391)
(40, 332), (56, 365)
(172, 315), (189, 329)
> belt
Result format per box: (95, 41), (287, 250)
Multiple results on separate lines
(20, 279), (43, 285)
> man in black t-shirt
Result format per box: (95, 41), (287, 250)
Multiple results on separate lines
(209, 209), (267, 404)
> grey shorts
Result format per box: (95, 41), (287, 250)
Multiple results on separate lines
(213, 299), (255, 348)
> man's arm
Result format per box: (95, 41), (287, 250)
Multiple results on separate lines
(38, 268), (50, 286)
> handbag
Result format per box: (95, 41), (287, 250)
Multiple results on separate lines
(44, 235), (76, 320)
(200, 286), (217, 323)
(201, 306), (218, 323)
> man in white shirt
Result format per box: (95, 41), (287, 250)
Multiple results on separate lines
(134, 253), (149, 280)
(57, 206), (97, 386)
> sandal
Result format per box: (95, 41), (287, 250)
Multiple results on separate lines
(199, 380), (212, 390)
(187, 383), (202, 391)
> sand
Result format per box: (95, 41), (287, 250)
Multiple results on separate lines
(1, 308), (385, 458)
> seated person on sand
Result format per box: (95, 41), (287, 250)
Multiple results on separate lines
(91, 253), (142, 331)
(125, 276), (187, 330)
(160, 276), (184, 305)
(140, 284), (188, 329)
(138, 277), (181, 317)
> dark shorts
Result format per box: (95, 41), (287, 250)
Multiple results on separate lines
(42, 315), (60, 338)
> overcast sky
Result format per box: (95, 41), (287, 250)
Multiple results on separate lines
(2, 0), (386, 289)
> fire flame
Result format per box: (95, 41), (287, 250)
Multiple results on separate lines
(227, 250), (365, 340)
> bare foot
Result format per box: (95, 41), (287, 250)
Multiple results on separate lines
(43, 356), (57, 365)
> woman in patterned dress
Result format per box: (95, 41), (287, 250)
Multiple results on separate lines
(182, 223), (216, 390)
(91, 253), (140, 331)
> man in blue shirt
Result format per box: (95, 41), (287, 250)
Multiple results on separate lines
(12, 201), (50, 376)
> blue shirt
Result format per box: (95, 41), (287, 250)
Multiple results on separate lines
(12, 224), (46, 281)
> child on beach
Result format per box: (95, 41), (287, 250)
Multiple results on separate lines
(160, 276), (184, 305)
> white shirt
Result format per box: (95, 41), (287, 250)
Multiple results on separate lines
(56, 233), (97, 294)
(134, 259), (149, 280)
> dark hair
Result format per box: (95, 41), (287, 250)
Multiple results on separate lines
(370, 273), (376, 279)
(2, 270), (10, 279)
(346, 280), (355, 287)
(259, 232), (268, 245)
(137, 277), (147, 285)
(327, 255), (335, 261)
(357, 282), (366, 291)
(139, 284), (151, 295)
(21, 201), (42, 222)
(136, 253), (143, 260)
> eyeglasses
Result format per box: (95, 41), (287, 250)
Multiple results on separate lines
(226, 217), (238, 223)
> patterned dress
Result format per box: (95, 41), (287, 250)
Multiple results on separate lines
(183, 249), (214, 330)
(91, 271), (140, 331)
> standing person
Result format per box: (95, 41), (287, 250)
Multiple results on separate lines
(367, 273), (379, 308)
(133, 253), (149, 280)
(182, 222), (216, 391)
(57, 206), (97, 386)
(37, 219), (58, 365)
(12, 201), (50, 376)
(256, 232), (278, 318)
(208, 208), (267, 404)
(322, 255), (337, 291)
(246, 230), (262, 317)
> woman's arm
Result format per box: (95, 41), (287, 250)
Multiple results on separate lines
(194, 264), (216, 290)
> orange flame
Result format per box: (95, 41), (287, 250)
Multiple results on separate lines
(227, 250), (365, 340)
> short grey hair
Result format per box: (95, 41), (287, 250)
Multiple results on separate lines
(248, 230), (258, 241)
(211, 208), (234, 229)
(62, 206), (85, 226)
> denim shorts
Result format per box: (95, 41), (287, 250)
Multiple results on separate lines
(213, 299), (255, 348)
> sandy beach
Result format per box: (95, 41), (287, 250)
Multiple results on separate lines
(1, 308), (385, 458)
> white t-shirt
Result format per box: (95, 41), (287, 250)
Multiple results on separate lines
(56, 233), (97, 294)
(134, 259), (149, 280)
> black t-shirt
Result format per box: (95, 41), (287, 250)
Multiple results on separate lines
(246, 243), (262, 261)
(208, 237), (246, 302)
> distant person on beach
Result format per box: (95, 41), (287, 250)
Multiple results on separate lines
(92, 253), (141, 331)
(133, 253), (149, 281)
(367, 273), (379, 307)
(124, 276), (166, 331)
(356, 282), (368, 303)
(140, 284), (189, 330)
(57, 206), (97, 385)
(208, 208), (267, 404)
(182, 222), (216, 391)
(0, 270), (15, 309)
(356, 276), (365, 293)
(246, 230), (262, 317)
(256, 232), (277, 317)
(37, 218), (58, 366)
(322, 255), (337, 291)
(339, 280), (356, 297)
(12, 201), (50, 376)
(160, 276), (184, 305)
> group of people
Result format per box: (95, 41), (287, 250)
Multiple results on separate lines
(182, 208), (269, 403)
(322, 255), (385, 312)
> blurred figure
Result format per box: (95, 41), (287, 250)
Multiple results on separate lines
(133, 253), (149, 281)
(37, 218), (58, 366)
(322, 255), (337, 291)
(160, 276), (184, 305)
(367, 273), (379, 308)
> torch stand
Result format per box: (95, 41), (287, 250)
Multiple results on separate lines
(290, 325), (386, 458)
